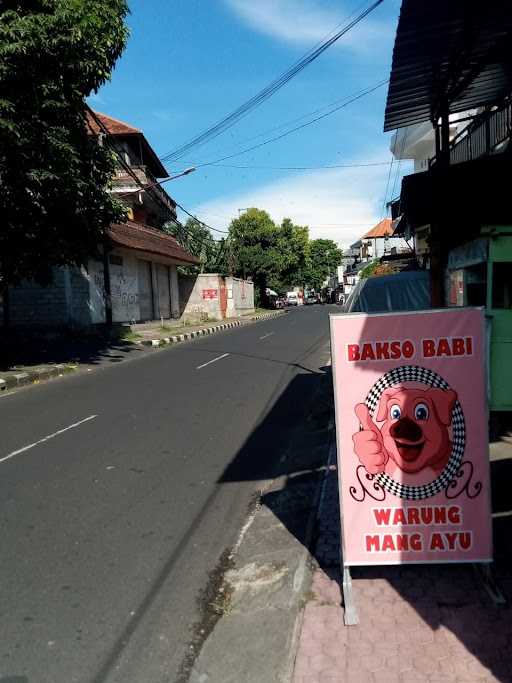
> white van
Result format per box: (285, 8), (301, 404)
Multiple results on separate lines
(286, 292), (299, 306)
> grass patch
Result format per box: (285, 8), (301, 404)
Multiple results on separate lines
(118, 329), (143, 342)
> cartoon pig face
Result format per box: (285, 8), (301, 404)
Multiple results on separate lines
(376, 387), (457, 474)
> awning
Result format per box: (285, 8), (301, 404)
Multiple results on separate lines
(384, 0), (512, 131)
(108, 221), (200, 265)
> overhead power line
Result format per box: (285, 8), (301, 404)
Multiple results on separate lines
(174, 200), (229, 234)
(190, 73), (388, 156)
(193, 80), (388, 168)
(159, 0), (385, 164)
(86, 106), (226, 250)
(206, 161), (391, 171)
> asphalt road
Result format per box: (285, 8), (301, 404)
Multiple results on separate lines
(0, 305), (334, 683)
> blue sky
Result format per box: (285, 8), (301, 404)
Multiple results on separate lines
(89, 0), (410, 248)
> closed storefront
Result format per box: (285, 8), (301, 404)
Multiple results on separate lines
(156, 264), (171, 319)
(138, 259), (153, 321)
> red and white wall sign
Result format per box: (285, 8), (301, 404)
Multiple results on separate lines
(202, 288), (218, 300)
(330, 308), (492, 565)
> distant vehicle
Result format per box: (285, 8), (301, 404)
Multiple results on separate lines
(274, 297), (286, 309)
(286, 292), (299, 306)
(305, 295), (317, 305)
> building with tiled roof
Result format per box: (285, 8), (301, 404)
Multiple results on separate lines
(87, 110), (174, 228)
(108, 221), (200, 266)
(362, 218), (394, 240)
(7, 113), (204, 328)
(359, 217), (410, 261)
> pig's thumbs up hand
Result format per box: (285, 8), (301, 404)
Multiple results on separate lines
(352, 403), (387, 474)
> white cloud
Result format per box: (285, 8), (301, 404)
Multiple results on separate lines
(192, 152), (396, 250)
(224, 0), (391, 55)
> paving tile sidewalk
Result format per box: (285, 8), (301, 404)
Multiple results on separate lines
(293, 440), (512, 683)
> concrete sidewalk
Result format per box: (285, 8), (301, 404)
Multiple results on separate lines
(292, 437), (512, 683)
(186, 346), (333, 683)
(132, 310), (286, 347)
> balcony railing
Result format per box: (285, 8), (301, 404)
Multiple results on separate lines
(113, 166), (176, 216)
(430, 99), (512, 168)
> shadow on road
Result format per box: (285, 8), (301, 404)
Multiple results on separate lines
(0, 328), (143, 371)
(217, 347), (512, 681)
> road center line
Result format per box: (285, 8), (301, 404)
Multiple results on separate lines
(259, 332), (275, 340)
(0, 414), (98, 465)
(196, 353), (229, 370)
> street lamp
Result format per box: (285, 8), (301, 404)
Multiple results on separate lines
(119, 167), (196, 197)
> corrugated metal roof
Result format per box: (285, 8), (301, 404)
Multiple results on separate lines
(384, 0), (512, 132)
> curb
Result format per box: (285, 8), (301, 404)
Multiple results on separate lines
(0, 364), (77, 393)
(135, 310), (287, 348)
(0, 311), (286, 394)
(286, 429), (336, 682)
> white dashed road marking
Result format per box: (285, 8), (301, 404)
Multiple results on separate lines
(0, 414), (98, 465)
(196, 353), (229, 370)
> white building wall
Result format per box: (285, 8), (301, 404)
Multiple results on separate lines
(87, 251), (180, 324)
(226, 277), (255, 317)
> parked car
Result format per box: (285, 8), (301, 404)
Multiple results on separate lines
(286, 292), (299, 306)
(305, 295), (317, 305)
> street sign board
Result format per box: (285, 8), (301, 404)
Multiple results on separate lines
(330, 308), (492, 566)
(202, 289), (218, 300)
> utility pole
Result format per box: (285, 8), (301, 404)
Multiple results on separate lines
(430, 101), (450, 307)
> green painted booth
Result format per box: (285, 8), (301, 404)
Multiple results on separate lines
(446, 226), (512, 412)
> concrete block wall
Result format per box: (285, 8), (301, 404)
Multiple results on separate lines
(69, 266), (94, 327)
(8, 268), (70, 327)
(179, 273), (223, 320)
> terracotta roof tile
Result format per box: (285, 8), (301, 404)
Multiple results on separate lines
(108, 221), (200, 265)
(87, 110), (168, 179)
(362, 218), (394, 239)
(86, 111), (141, 135)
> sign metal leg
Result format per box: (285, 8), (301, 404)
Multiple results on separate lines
(342, 565), (359, 625)
(474, 563), (507, 605)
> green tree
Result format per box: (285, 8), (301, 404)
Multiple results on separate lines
(273, 218), (310, 291)
(227, 208), (282, 304)
(0, 0), (129, 318)
(163, 218), (220, 273)
(304, 239), (343, 290)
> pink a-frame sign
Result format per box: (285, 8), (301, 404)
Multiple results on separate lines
(330, 308), (492, 566)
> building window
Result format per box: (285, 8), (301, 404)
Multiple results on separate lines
(466, 263), (486, 307)
(492, 263), (512, 309)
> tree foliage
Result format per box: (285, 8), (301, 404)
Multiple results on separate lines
(303, 239), (343, 290)
(227, 209), (283, 299)
(226, 209), (342, 303)
(0, 0), (129, 288)
(359, 259), (394, 279)
(163, 218), (221, 273)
